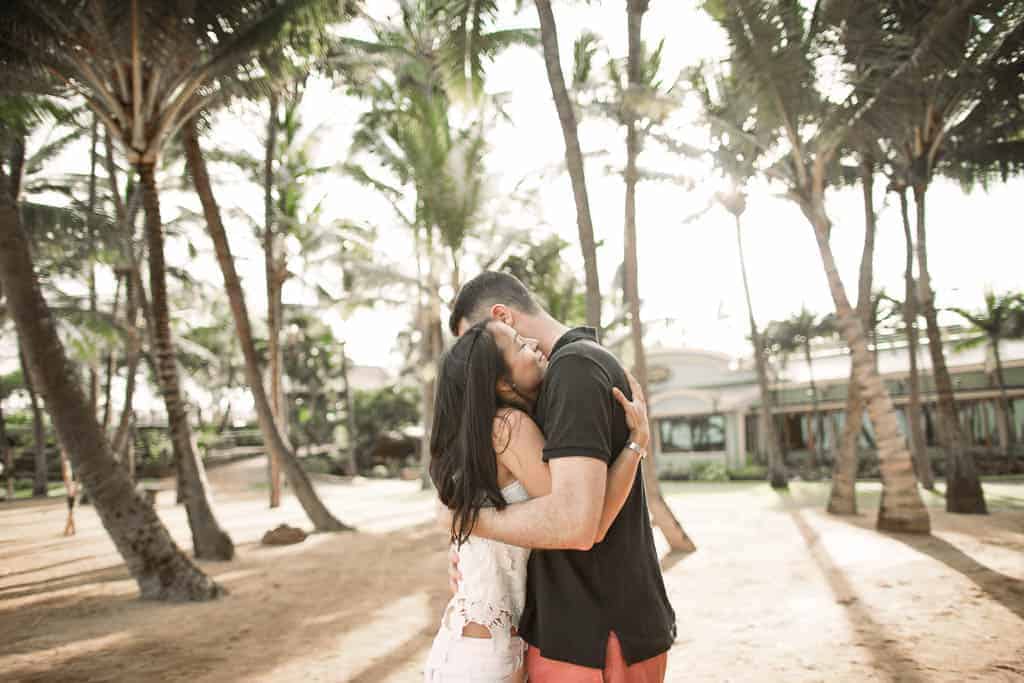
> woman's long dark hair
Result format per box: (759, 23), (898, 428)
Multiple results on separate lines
(429, 320), (519, 546)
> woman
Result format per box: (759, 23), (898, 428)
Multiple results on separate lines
(424, 319), (649, 682)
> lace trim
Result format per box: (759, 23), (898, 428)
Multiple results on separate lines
(444, 596), (517, 634)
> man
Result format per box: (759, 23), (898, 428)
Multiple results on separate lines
(446, 271), (674, 682)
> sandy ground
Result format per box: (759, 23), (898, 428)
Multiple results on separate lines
(2, 459), (1023, 683)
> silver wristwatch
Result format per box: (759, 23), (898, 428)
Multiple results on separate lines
(626, 440), (647, 459)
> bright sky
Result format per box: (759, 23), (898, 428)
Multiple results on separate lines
(37, 1), (1024, 374)
(295, 1), (1021, 369)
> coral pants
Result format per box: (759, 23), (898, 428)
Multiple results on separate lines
(525, 632), (668, 683)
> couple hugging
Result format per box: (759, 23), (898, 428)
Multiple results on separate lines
(424, 271), (675, 682)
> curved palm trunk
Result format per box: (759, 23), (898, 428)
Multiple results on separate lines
(832, 371), (864, 513)
(534, 0), (601, 333)
(181, 120), (352, 532)
(0, 186), (221, 600)
(828, 160), (876, 515)
(138, 162), (234, 559)
(625, 0), (695, 551)
(805, 201), (929, 533)
(264, 92), (284, 508)
(912, 185), (986, 514)
(736, 215), (787, 489)
(20, 344), (49, 497)
(899, 189), (933, 489)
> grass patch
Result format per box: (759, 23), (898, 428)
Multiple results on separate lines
(1, 482), (69, 501)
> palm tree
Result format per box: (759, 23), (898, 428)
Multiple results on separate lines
(533, 0), (602, 332)
(0, 106), (220, 601)
(212, 74), (338, 507)
(705, 0), (932, 532)
(338, 0), (533, 489)
(731, 194), (789, 488)
(500, 235), (586, 326)
(0, 1), (327, 558)
(618, 0), (695, 552)
(891, 176), (934, 489)
(767, 308), (836, 470)
(180, 116), (353, 532)
(14, 117), (144, 504)
(950, 291), (1024, 458)
(101, 133), (145, 470)
(856, 1), (1024, 513)
(688, 64), (789, 488)
(826, 153), (879, 514)
(18, 343), (49, 496)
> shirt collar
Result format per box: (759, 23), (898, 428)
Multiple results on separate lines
(551, 326), (598, 357)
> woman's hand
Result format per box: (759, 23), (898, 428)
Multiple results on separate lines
(612, 370), (649, 452)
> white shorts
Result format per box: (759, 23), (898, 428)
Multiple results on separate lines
(423, 624), (526, 682)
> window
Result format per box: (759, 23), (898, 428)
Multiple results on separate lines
(660, 415), (726, 452)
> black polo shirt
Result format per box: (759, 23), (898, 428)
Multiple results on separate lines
(518, 327), (676, 668)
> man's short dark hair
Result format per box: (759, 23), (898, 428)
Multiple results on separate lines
(449, 271), (540, 336)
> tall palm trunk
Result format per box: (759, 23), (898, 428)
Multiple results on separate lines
(101, 275), (122, 433)
(805, 200), (929, 533)
(991, 340), (1015, 458)
(419, 244), (444, 492)
(264, 92), (284, 508)
(87, 115), (100, 418)
(534, 0), (601, 333)
(104, 141), (144, 469)
(181, 119), (352, 532)
(898, 189), (933, 488)
(912, 184), (986, 514)
(625, 0), (695, 551)
(137, 161), (234, 559)
(20, 344), (49, 497)
(802, 341), (822, 470)
(0, 180), (221, 600)
(827, 160), (876, 514)
(735, 214), (787, 488)
(112, 271), (141, 464)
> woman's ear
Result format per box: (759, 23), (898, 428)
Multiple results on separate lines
(495, 377), (516, 403)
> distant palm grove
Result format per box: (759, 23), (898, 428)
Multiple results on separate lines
(1, 1), (1022, 599)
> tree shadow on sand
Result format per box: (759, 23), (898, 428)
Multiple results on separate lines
(3, 520), (452, 682)
(817, 499), (1024, 623)
(786, 505), (931, 683)
(882, 532), (1024, 622)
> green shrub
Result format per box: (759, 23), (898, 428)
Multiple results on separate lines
(299, 455), (334, 475)
(728, 464), (768, 481)
(690, 460), (729, 482)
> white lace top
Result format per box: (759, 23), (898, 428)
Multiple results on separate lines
(442, 480), (531, 642)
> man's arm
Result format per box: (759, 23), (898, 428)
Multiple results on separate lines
(472, 456), (607, 550)
(457, 352), (617, 550)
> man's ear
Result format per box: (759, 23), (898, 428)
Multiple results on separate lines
(489, 304), (514, 326)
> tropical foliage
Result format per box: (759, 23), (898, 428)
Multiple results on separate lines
(2, 0), (1023, 601)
